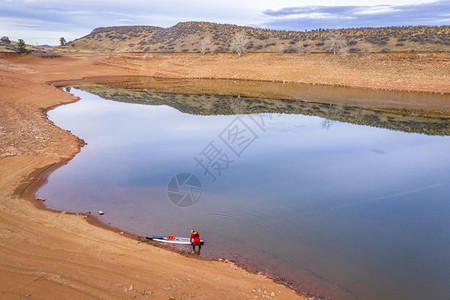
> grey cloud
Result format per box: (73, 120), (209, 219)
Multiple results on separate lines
(262, 1), (450, 30)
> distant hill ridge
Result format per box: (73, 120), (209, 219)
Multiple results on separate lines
(66, 21), (450, 53)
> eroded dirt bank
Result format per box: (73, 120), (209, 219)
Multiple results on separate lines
(102, 52), (450, 94)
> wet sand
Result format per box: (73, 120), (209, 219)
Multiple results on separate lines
(0, 52), (448, 299)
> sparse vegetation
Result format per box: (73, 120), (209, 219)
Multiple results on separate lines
(31, 47), (58, 58)
(298, 44), (312, 55)
(200, 37), (211, 54)
(65, 22), (450, 54)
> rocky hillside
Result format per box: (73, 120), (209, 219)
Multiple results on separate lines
(64, 22), (450, 54)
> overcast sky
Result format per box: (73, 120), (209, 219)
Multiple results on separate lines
(1, 0), (449, 45)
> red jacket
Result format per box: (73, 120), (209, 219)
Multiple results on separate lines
(190, 231), (200, 245)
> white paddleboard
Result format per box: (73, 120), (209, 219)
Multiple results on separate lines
(146, 236), (204, 245)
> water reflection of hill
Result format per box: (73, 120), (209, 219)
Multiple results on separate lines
(72, 80), (449, 136)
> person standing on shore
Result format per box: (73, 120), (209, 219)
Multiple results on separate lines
(190, 229), (201, 251)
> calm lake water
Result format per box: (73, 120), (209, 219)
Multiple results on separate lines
(38, 82), (450, 300)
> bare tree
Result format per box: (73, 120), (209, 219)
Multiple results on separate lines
(360, 44), (370, 57)
(298, 44), (312, 55)
(200, 37), (211, 55)
(321, 104), (342, 130)
(230, 32), (248, 56)
(339, 46), (349, 59)
(328, 31), (346, 55)
(321, 119), (333, 130)
(32, 42), (42, 56)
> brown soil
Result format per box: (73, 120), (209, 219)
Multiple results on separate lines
(99, 52), (450, 94)
(0, 52), (448, 299)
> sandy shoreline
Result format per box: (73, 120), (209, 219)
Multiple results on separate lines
(0, 52), (448, 299)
